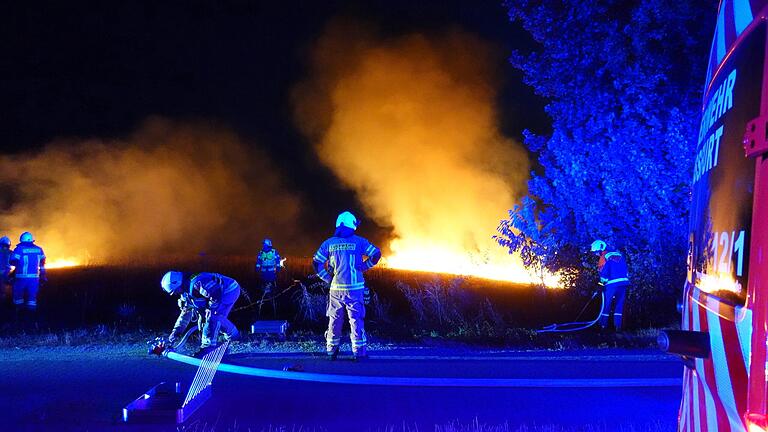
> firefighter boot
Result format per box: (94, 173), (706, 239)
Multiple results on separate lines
(352, 346), (367, 362)
(225, 328), (241, 343)
(326, 345), (339, 361)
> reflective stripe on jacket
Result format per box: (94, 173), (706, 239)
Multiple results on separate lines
(313, 234), (380, 291)
(10, 242), (46, 279)
(598, 251), (630, 287)
(256, 249), (281, 272)
(190, 272), (240, 304)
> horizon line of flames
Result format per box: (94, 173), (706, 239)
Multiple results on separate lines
(37, 247), (560, 288)
(39, 255), (560, 288)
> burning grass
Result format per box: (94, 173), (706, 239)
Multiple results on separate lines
(0, 255), (676, 349)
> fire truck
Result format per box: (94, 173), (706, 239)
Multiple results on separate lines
(658, 0), (768, 430)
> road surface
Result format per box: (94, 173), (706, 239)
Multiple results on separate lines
(0, 346), (683, 431)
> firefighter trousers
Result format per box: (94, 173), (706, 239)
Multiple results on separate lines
(325, 289), (366, 352)
(13, 278), (40, 311)
(201, 290), (240, 348)
(599, 283), (627, 330)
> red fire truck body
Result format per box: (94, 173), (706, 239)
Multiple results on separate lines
(676, 0), (768, 430)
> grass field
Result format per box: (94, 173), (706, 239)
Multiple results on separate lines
(0, 254), (679, 348)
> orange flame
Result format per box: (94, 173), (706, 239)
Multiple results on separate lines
(45, 258), (82, 269)
(383, 239), (560, 287)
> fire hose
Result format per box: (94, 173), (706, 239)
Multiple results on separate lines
(232, 284), (294, 313)
(150, 284), (678, 388)
(233, 277), (327, 313)
(147, 318), (200, 355)
(157, 349), (680, 388)
(536, 290), (605, 334)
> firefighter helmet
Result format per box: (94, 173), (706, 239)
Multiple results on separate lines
(336, 211), (358, 230)
(161, 271), (184, 295)
(20, 232), (34, 243)
(0, 236), (10, 247)
(263, 238), (272, 248)
(590, 240), (607, 253)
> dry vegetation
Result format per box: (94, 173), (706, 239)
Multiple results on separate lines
(0, 255), (674, 349)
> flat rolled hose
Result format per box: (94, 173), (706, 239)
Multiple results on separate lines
(162, 350), (681, 388)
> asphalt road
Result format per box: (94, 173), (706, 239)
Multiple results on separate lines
(1, 348), (683, 431)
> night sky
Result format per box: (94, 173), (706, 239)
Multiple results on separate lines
(2, 0), (547, 243)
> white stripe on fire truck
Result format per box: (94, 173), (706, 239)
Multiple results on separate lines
(715, 0), (727, 62)
(721, 305), (749, 419)
(707, 310), (742, 431)
(691, 371), (699, 432)
(702, 306), (732, 431)
(693, 369), (702, 432)
(733, 0), (754, 35)
(735, 307), (752, 372)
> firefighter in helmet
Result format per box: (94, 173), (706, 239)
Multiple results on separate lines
(0, 236), (11, 301)
(313, 211), (381, 360)
(590, 240), (630, 331)
(10, 232), (46, 319)
(255, 238), (282, 293)
(255, 238), (282, 316)
(161, 271), (241, 357)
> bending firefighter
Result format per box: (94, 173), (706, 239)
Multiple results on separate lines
(10, 232), (46, 317)
(590, 240), (630, 331)
(313, 211), (381, 360)
(161, 271), (241, 357)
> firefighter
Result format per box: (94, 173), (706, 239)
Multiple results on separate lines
(10, 232), (46, 318)
(0, 236), (11, 302)
(161, 271), (241, 357)
(313, 211), (381, 360)
(590, 240), (630, 331)
(255, 238), (282, 316)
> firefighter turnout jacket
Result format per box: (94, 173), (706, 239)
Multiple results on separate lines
(256, 249), (281, 271)
(10, 241), (46, 279)
(313, 230), (381, 291)
(598, 250), (630, 288)
(169, 272), (240, 343)
(256, 248), (281, 283)
(191, 272), (240, 308)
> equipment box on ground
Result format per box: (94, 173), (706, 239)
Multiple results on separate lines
(122, 381), (210, 424)
(251, 320), (289, 339)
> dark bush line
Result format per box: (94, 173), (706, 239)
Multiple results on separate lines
(0, 256), (679, 342)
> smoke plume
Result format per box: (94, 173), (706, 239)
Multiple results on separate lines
(293, 20), (530, 276)
(0, 118), (303, 264)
